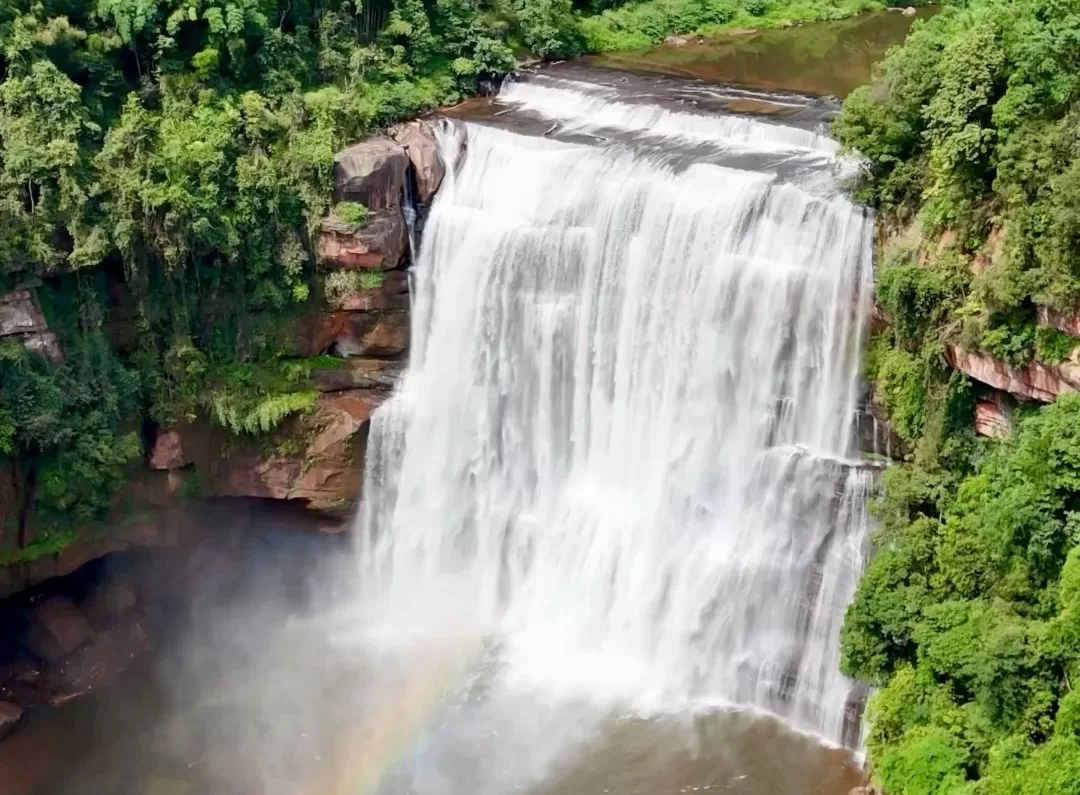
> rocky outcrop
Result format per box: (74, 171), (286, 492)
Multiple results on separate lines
(214, 390), (384, 509)
(945, 345), (1080, 403)
(149, 430), (189, 470)
(319, 208), (408, 271)
(975, 392), (1013, 438)
(333, 138), (410, 210)
(310, 357), (405, 392)
(389, 120), (445, 202)
(326, 270), (409, 312)
(298, 309), (409, 359)
(1037, 305), (1080, 339)
(23, 597), (94, 662)
(0, 290), (62, 362)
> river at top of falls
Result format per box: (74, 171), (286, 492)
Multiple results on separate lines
(353, 66), (875, 766)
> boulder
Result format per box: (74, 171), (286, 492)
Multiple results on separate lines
(326, 270), (409, 312)
(311, 357), (405, 392)
(1037, 305), (1080, 339)
(81, 579), (138, 629)
(301, 310), (410, 359)
(39, 618), (150, 706)
(0, 700), (21, 739)
(217, 390), (388, 504)
(23, 597), (94, 662)
(333, 138), (408, 210)
(0, 291), (46, 337)
(319, 208), (408, 271)
(0, 290), (63, 363)
(945, 345), (1080, 403)
(149, 429), (190, 470)
(389, 120), (446, 202)
(975, 393), (1013, 439)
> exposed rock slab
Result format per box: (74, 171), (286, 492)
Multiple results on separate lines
(1037, 305), (1080, 339)
(24, 597), (94, 662)
(945, 345), (1080, 403)
(0, 700), (22, 739)
(311, 357), (405, 392)
(333, 137), (408, 210)
(149, 429), (190, 470)
(300, 310), (410, 358)
(975, 392), (1013, 438)
(389, 119), (446, 202)
(326, 270), (409, 311)
(319, 208), (408, 271)
(216, 390), (388, 505)
(0, 290), (63, 362)
(38, 617), (149, 706)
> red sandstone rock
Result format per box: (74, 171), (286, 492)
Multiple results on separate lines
(218, 390), (387, 504)
(23, 597), (94, 662)
(389, 120), (445, 202)
(326, 270), (409, 312)
(975, 393), (1012, 438)
(149, 429), (188, 470)
(333, 138), (408, 210)
(319, 208), (408, 271)
(1037, 305), (1080, 340)
(0, 700), (22, 739)
(300, 310), (410, 359)
(945, 345), (1080, 403)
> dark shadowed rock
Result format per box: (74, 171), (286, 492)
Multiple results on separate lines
(389, 119), (446, 202)
(333, 138), (408, 209)
(149, 429), (190, 470)
(0, 700), (22, 739)
(23, 597), (94, 662)
(319, 208), (408, 271)
(81, 579), (138, 630)
(39, 618), (150, 706)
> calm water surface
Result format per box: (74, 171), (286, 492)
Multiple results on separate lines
(588, 8), (935, 98)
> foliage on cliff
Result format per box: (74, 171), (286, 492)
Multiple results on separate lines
(835, 0), (1080, 364)
(837, 1), (1080, 791)
(0, 0), (558, 546)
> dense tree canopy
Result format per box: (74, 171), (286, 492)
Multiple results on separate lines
(837, 1), (1080, 792)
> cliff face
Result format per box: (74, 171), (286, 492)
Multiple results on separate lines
(0, 120), (446, 599)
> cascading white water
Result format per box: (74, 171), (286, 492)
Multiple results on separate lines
(356, 77), (874, 748)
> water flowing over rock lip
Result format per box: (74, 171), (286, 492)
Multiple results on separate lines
(355, 69), (876, 756)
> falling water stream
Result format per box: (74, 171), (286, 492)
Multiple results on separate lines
(351, 70), (875, 790)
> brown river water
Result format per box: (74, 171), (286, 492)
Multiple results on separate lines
(0, 9), (927, 794)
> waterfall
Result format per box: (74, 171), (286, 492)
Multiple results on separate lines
(355, 77), (875, 749)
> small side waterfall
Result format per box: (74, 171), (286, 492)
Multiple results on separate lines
(356, 76), (874, 748)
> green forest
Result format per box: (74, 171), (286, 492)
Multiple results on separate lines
(7, 0), (1080, 790)
(0, 0), (891, 556)
(835, 0), (1080, 792)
